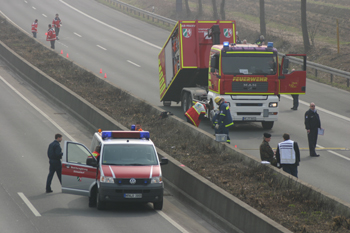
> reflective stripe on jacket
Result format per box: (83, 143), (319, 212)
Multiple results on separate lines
(218, 102), (233, 128)
(31, 22), (38, 32)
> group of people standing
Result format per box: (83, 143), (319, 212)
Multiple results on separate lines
(31, 14), (62, 49)
(260, 102), (322, 178)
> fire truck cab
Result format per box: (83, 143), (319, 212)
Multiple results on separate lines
(61, 130), (168, 210)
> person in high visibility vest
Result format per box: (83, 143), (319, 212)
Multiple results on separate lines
(31, 19), (38, 38)
(92, 145), (101, 161)
(214, 96), (234, 144)
(276, 133), (300, 178)
(46, 24), (56, 49)
(52, 13), (62, 40)
(135, 122), (143, 131)
(185, 102), (206, 127)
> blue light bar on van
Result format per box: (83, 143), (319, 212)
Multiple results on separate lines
(223, 41), (229, 47)
(131, 125), (135, 130)
(267, 42), (273, 48)
(101, 131), (150, 140)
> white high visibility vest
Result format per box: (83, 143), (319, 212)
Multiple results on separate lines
(278, 140), (296, 164)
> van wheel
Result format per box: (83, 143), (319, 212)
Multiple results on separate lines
(89, 187), (97, 207)
(262, 121), (274, 130)
(153, 201), (163, 210)
(96, 190), (105, 210)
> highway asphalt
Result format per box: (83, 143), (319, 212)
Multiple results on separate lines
(0, 0), (349, 223)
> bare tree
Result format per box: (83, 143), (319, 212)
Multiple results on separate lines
(220, 0), (226, 20)
(196, 0), (203, 19)
(301, 0), (311, 52)
(184, 0), (192, 18)
(211, 0), (219, 19)
(259, 0), (266, 38)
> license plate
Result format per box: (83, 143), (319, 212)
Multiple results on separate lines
(124, 193), (142, 198)
(242, 117), (256, 121)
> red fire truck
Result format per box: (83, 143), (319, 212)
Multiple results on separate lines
(158, 20), (306, 129)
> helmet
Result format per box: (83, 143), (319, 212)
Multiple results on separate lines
(214, 96), (222, 105)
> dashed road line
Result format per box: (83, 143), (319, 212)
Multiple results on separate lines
(74, 32), (82, 37)
(97, 45), (107, 50)
(42, 14), (47, 17)
(127, 60), (140, 67)
(18, 192), (41, 217)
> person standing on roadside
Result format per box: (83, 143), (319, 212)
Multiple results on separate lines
(46, 133), (63, 193)
(276, 133), (300, 178)
(304, 102), (321, 157)
(259, 133), (278, 167)
(135, 122), (143, 131)
(31, 19), (38, 38)
(46, 24), (56, 49)
(185, 102), (206, 127)
(291, 94), (299, 110)
(52, 13), (62, 40)
(214, 96), (234, 144)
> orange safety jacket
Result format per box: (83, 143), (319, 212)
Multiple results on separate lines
(52, 17), (61, 28)
(185, 102), (206, 127)
(46, 28), (56, 41)
(31, 22), (38, 32)
(92, 151), (100, 159)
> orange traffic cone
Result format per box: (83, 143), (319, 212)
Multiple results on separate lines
(100, 68), (102, 74)
(66, 53), (69, 58)
(104, 73), (107, 78)
(61, 50), (63, 54)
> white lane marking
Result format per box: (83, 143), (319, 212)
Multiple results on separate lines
(282, 95), (350, 122)
(32, 6), (36, 10)
(24, 0), (28, 3)
(74, 32), (82, 37)
(127, 60), (141, 67)
(0, 75), (75, 141)
(59, 0), (162, 50)
(42, 14), (47, 17)
(157, 211), (190, 233)
(97, 45), (107, 51)
(317, 145), (350, 161)
(18, 192), (41, 217)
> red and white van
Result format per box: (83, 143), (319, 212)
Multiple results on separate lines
(61, 130), (168, 210)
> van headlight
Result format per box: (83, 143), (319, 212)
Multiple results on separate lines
(151, 176), (162, 184)
(269, 102), (278, 108)
(100, 176), (114, 183)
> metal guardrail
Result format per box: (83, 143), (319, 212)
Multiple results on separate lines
(107, 0), (350, 87)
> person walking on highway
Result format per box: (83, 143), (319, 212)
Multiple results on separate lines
(46, 133), (63, 193)
(276, 133), (300, 178)
(31, 19), (38, 38)
(52, 13), (62, 40)
(185, 102), (206, 127)
(291, 94), (299, 110)
(46, 24), (56, 49)
(260, 133), (278, 167)
(214, 96), (234, 144)
(304, 102), (321, 157)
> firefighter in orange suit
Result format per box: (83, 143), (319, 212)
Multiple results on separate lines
(92, 145), (101, 161)
(46, 24), (56, 49)
(185, 102), (206, 127)
(31, 19), (38, 38)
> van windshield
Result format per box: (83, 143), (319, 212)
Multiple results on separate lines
(221, 55), (277, 75)
(102, 144), (158, 166)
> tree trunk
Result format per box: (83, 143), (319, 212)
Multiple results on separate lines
(184, 0), (192, 18)
(196, 0), (203, 19)
(259, 0), (266, 38)
(301, 0), (311, 52)
(220, 0), (226, 20)
(211, 0), (219, 20)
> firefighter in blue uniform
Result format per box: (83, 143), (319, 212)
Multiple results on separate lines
(214, 96), (234, 144)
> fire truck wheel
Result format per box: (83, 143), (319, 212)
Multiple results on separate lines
(153, 201), (163, 210)
(186, 94), (193, 109)
(163, 101), (171, 106)
(96, 190), (106, 210)
(262, 121), (274, 130)
(181, 92), (189, 113)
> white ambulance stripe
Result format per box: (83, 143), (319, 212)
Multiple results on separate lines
(109, 166), (116, 178)
(149, 166), (153, 178)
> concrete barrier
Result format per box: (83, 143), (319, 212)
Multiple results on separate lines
(1, 38), (350, 232)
